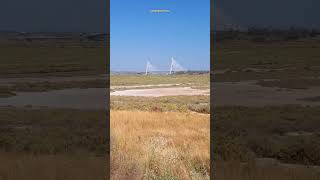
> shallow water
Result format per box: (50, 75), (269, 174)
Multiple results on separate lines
(0, 88), (107, 109)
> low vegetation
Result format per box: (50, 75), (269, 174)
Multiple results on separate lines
(111, 95), (210, 114)
(111, 74), (210, 87)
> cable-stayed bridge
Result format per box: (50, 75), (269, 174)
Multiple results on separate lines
(145, 57), (187, 75)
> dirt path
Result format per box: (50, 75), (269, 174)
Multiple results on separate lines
(111, 83), (185, 90)
(111, 87), (209, 97)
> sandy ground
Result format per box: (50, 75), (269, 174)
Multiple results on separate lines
(111, 83), (187, 90)
(111, 87), (210, 97)
(213, 81), (320, 106)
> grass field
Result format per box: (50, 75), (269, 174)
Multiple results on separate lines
(111, 110), (209, 180)
(110, 73), (210, 179)
(111, 74), (209, 87)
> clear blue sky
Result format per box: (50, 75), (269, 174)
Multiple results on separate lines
(111, 0), (210, 72)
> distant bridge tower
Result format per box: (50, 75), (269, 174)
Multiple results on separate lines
(145, 58), (152, 75)
(145, 61), (150, 75)
(169, 57), (174, 75)
(169, 57), (187, 75)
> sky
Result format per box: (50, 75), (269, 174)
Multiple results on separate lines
(110, 0), (210, 72)
(214, 0), (320, 30)
(0, 0), (108, 33)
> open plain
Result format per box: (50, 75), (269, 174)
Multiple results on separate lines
(110, 74), (210, 179)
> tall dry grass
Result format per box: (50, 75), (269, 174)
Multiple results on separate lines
(110, 110), (210, 180)
(0, 152), (107, 180)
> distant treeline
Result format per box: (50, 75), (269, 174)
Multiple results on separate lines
(175, 71), (209, 75)
(213, 27), (320, 42)
(0, 31), (108, 42)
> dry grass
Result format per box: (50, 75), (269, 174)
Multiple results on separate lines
(110, 110), (210, 180)
(0, 152), (107, 180)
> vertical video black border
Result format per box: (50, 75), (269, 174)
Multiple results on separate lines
(106, 0), (110, 179)
(210, 0), (214, 178)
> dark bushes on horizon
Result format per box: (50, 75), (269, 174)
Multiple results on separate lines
(213, 26), (320, 42)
